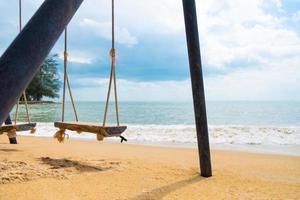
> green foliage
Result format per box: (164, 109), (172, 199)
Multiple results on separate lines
(26, 54), (61, 101)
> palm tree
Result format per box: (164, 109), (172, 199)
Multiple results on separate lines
(25, 54), (61, 101)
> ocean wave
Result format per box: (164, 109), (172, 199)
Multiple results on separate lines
(16, 123), (300, 146)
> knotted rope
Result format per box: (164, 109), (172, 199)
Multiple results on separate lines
(7, 129), (17, 139)
(14, 0), (33, 129)
(61, 28), (79, 123)
(97, 130), (105, 141)
(102, 0), (120, 127)
(54, 129), (69, 143)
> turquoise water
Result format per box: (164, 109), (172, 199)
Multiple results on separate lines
(13, 101), (300, 127)
(9, 101), (300, 154)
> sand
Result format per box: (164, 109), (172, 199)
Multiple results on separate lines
(0, 136), (299, 200)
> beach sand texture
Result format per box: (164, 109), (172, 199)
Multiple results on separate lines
(0, 136), (299, 200)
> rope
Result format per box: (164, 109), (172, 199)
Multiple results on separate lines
(97, 128), (105, 141)
(61, 30), (67, 122)
(113, 60), (120, 126)
(54, 129), (69, 143)
(54, 0), (124, 142)
(102, 57), (114, 126)
(15, 0), (31, 126)
(23, 92), (31, 123)
(103, 0), (120, 127)
(61, 28), (79, 122)
(14, 100), (19, 125)
(19, 0), (22, 32)
(7, 129), (17, 139)
(67, 75), (79, 121)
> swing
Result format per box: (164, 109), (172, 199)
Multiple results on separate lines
(54, 0), (127, 143)
(0, 0), (36, 137)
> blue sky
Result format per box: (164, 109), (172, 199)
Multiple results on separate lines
(0, 0), (300, 101)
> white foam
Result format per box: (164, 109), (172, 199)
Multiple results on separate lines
(16, 123), (300, 155)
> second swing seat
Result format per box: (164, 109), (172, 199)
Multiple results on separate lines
(0, 123), (37, 135)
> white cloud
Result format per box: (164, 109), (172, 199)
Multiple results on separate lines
(71, 78), (192, 102)
(1, 0), (299, 101)
(3, 0), (299, 68)
(205, 57), (300, 101)
(197, 0), (300, 68)
(58, 51), (94, 64)
(76, 0), (185, 35)
(75, 0), (300, 69)
(79, 18), (138, 47)
(204, 25), (300, 67)
(292, 11), (300, 21)
(68, 55), (300, 101)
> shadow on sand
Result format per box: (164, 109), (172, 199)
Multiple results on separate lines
(38, 157), (113, 172)
(0, 148), (20, 152)
(130, 175), (204, 200)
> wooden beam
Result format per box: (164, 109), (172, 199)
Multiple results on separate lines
(182, 0), (212, 177)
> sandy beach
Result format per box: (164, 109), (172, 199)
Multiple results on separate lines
(0, 0), (299, 199)
(0, 136), (299, 200)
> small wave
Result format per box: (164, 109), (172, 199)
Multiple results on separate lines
(15, 123), (300, 146)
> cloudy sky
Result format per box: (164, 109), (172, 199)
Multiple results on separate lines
(0, 0), (299, 101)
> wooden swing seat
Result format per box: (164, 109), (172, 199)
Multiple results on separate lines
(54, 122), (127, 137)
(0, 123), (36, 134)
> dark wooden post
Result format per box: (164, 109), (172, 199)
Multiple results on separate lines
(0, 0), (83, 124)
(5, 115), (17, 144)
(182, 0), (212, 177)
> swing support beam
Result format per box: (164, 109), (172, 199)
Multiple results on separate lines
(182, 0), (212, 177)
(0, 0), (212, 177)
(0, 0), (83, 125)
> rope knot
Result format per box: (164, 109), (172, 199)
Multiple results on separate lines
(30, 127), (37, 134)
(7, 129), (17, 139)
(109, 48), (116, 59)
(97, 128), (106, 141)
(64, 51), (68, 59)
(54, 129), (69, 143)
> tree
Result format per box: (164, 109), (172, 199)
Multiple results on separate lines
(25, 54), (61, 101)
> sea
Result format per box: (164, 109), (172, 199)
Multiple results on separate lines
(11, 101), (300, 156)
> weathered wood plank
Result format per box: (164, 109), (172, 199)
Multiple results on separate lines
(54, 122), (126, 137)
(0, 123), (36, 134)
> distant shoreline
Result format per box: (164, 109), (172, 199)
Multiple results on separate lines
(19, 101), (59, 104)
